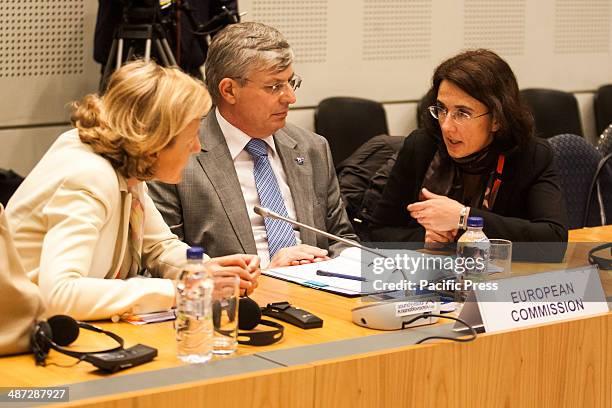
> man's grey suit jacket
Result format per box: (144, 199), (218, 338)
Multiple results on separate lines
(148, 113), (358, 259)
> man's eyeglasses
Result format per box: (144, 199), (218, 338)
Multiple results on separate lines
(236, 74), (302, 95)
(428, 105), (489, 125)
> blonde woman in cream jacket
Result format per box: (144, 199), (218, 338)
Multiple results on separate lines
(7, 61), (260, 321)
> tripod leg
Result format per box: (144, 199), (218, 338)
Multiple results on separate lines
(116, 39), (124, 70)
(144, 39), (152, 62)
(100, 38), (119, 94)
(160, 38), (178, 66)
(154, 39), (170, 66)
(126, 45), (136, 62)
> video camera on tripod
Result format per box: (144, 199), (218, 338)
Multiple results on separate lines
(99, 0), (240, 92)
(121, 0), (173, 24)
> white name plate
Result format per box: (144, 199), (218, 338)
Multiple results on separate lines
(474, 266), (609, 333)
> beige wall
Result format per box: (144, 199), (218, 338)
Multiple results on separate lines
(1, 0), (610, 175)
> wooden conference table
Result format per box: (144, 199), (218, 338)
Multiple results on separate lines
(0, 227), (610, 408)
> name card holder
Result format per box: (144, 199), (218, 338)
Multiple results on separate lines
(454, 265), (609, 333)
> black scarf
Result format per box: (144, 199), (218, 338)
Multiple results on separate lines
(421, 143), (500, 209)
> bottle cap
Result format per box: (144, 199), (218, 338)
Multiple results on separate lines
(186, 246), (205, 260)
(467, 216), (484, 228)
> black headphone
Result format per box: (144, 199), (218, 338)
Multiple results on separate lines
(31, 315), (124, 366)
(213, 297), (283, 346)
(588, 243), (612, 270)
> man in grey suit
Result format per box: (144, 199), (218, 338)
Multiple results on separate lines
(149, 22), (357, 269)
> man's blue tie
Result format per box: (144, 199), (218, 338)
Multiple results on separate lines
(245, 138), (297, 259)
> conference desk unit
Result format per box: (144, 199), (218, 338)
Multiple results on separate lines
(1, 227), (610, 408)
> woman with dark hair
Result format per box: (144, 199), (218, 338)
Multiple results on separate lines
(371, 49), (568, 247)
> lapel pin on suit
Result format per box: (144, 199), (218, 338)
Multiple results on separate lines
(295, 157), (305, 165)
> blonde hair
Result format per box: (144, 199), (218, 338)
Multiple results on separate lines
(71, 60), (211, 179)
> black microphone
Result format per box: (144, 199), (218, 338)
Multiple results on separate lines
(584, 152), (612, 226)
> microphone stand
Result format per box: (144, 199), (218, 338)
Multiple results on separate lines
(254, 206), (457, 296)
(254, 205), (414, 289)
(254, 206), (450, 331)
(254, 205), (388, 259)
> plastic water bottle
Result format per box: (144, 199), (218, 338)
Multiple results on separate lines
(175, 246), (214, 363)
(456, 217), (490, 297)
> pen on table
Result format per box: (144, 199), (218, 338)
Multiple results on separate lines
(316, 270), (367, 282)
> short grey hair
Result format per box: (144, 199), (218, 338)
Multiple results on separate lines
(204, 22), (294, 105)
